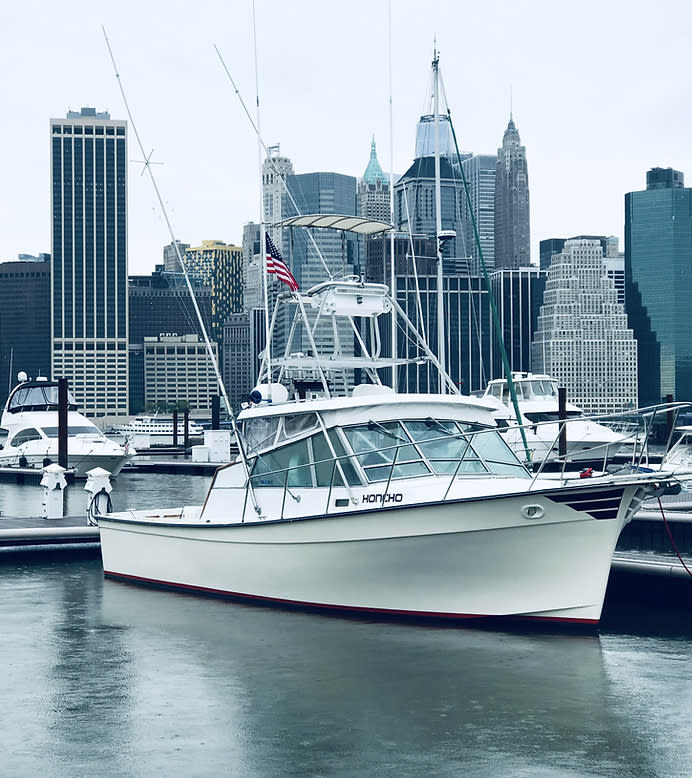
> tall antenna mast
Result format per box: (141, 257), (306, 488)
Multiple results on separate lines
(432, 46), (446, 393)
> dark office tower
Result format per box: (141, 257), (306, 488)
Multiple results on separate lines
(394, 156), (465, 266)
(0, 256), (51, 402)
(539, 238), (566, 271)
(50, 107), (128, 418)
(357, 138), (390, 222)
(494, 115), (531, 268)
(489, 267), (546, 377)
(625, 167), (692, 405)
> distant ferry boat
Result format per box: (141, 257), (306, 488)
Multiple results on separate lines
(108, 416), (204, 444)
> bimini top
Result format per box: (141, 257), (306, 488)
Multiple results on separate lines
(277, 214), (393, 235)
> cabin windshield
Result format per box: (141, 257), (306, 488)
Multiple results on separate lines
(519, 380), (558, 402)
(8, 384), (78, 413)
(248, 416), (529, 489)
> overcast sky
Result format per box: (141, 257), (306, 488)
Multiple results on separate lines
(3, 0), (692, 274)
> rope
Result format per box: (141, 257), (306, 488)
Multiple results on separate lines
(87, 488), (113, 526)
(657, 496), (692, 578)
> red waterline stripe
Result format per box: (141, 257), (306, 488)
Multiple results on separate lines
(103, 570), (599, 625)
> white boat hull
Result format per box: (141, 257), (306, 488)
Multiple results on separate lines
(0, 448), (130, 477)
(99, 485), (636, 625)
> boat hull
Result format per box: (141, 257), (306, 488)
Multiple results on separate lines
(0, 450), (130, 477)
(99, 489), (633, 625)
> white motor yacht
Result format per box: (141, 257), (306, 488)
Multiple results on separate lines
(481, 373), (630, 465)
(98, 279), (684, 626)
(0, 374), (134, 477)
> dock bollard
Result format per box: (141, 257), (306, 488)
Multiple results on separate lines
(40, 463), (68, 520)
(84, 467), (113, 526)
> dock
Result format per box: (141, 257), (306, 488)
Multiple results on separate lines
(0, 514), (99, 552)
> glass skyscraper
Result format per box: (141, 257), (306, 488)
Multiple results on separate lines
(625, 167), (692, 405)
(50, 107), (128, 418)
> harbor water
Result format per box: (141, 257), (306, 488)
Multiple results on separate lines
(1, 472), (692, 777)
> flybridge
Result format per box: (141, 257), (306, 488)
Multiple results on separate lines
(259, 276), (459, 396)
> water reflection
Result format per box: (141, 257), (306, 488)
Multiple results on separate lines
(99, 578), (667, 778)
(1, 542), (691, 775)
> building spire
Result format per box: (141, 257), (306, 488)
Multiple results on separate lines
(362, 136), (387, 185)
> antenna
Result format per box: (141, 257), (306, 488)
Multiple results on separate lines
(101, 27), (232, 415)
(101, 26), (262, 514)
(213, 44), (333, 279)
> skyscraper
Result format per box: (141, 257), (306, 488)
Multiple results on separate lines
(263, 145), (294, 245)
(461, 154), (497, 273)
(183, 240), (243, 344)
(50, 107), (128, 418)
(394, 156), (465, 265)
(494, 116), (531, 268)
(357, 138), (390, 222)
(532, 238), (638, 414)
(0, 255), (51, 399)
(284, 172), (358, 288)
(625, 167), (692, 405)
(283, 171), (358, 394)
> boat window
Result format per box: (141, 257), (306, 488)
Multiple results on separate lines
(10, 428), (43, 446)
(310, 430), (361, 487)
(403, 419), (473, 474)
(41, 426), (102, 438)
(343, 422), (430, 482)
(523, 411), (582, 423)
(468, 428), (530, 477)
(251, 437), (313, 488)
(242, 416), (281, 454)
(527, 380), (558, 401)
(277, 413), (319, 445)
(8, 384), (77, 412)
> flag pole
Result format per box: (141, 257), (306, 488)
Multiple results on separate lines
(252, 1), (272, 395)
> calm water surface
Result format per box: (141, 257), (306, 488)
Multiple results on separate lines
(1, 473), (692, 777)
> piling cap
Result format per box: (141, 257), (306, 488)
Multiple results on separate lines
(84, 467), (113, 494)
(40, 463), (68, 490)
(42, 463), (67, 474)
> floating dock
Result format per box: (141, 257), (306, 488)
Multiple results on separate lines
(0, 515), (99, 551)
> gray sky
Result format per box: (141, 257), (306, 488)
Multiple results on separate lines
(3, 0), (692, 274)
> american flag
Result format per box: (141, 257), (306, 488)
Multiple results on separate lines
(265, 233), (299, 291)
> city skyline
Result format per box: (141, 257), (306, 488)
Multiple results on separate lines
(4, 0), (692, 275)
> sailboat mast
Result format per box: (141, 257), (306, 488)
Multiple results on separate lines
(388, 0), (397, 392)
(433, 49), (446, 394)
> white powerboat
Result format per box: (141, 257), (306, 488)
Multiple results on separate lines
(0, 373), (134, 477)
(481, 373), (630, 465)
(98, 279), (682, 626)
(108, 416), (204, 446)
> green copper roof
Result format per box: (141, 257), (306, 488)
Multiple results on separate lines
(362, 138), (387, 185)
